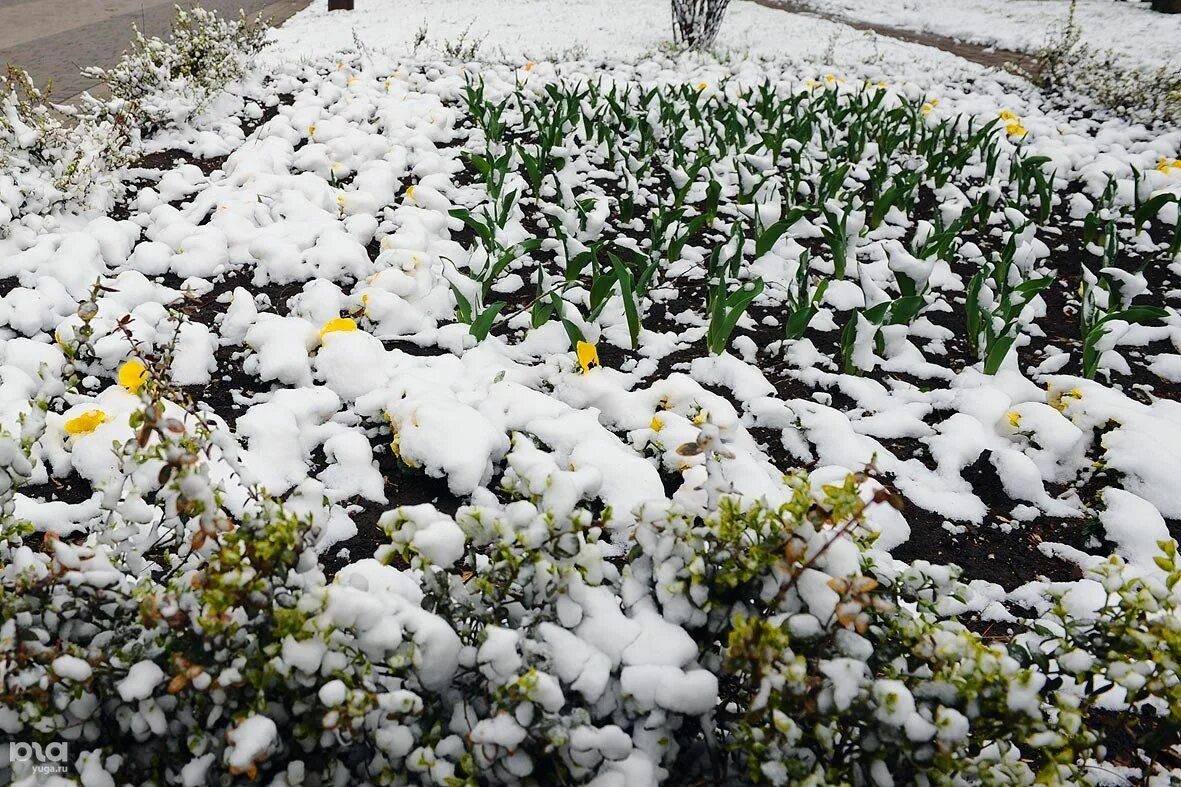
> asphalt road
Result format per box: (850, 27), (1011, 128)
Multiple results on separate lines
(0, 0), (309, 101)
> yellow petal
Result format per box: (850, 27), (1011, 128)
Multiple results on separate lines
(576, 341), (600, 374)
(320, 317), (358, 340)
(1006, 411), (1022, 428)
(65, 410), (107, 436)
(650, 416), (664, 433)
(405, 185), (416, 204)
(118, 360), (149, 394)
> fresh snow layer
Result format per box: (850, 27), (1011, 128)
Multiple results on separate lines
(791, 0), (1181, 73)
(272, 0), (989, 75)
(3, 0), (1181, 670)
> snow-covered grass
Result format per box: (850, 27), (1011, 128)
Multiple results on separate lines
(4, 1), (1181, 785)
(791, 0), (1181, 72)
(273, 0), (976, 70)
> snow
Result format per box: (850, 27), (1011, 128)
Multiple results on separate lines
(116, 660), (165, 702)
(4, 0), (1181, 781)
(791, 0), (1181, 73)
(52, 655), (93, 682)
(224, 714), (278, 773)
(271, 0), (987, 73)
(1099, 488), (1171, 571)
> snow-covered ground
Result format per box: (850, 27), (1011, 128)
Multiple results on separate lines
(4, 0), (1179, 619)
(5, 0), (1181, 782)
(273, 0), (981, 71)
(791, 0), (1181, 72)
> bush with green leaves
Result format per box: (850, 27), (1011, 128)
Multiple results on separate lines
(6, 353), (1181, 786)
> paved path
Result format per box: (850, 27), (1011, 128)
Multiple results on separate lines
(0, 0), (309, 101)
(747, 0), (1038, 73)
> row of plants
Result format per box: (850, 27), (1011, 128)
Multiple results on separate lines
(3, 286), (1181, 785)
(443, 74), (1179, 379)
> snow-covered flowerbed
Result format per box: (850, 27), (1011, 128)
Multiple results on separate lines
(4, 1), (1181, 785)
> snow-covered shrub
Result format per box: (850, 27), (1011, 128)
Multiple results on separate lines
(0, 67), (133, 215)
(5, 310), (1181, 783)
(1, 6), (264, 218)
(670, 0), (732, 50)
(1024, 0), (1181, 127)
(83, 6), (268, 129)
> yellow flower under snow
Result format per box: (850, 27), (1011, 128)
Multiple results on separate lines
(1049, 386), (1083, 413)
(405, 185), (416, 204)
(999, 109), (1017, 121)
(65, 410), (107, 436)
(1157, 158), (1181, 175)
(1006, 120), (1028, 138)
(576, 341), (600, 374)
(118, 360), (149, 394)
(1006, 411), (1022, 429)
(921, 102), (935, 115)
(320, 317), (358, 340)
(650, 415), (664, 433)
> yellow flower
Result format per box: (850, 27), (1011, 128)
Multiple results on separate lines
(320, 317), (358, 340)
(118, 360), (149, 394)
(1157, 158), (1181, 174)
(650, 415), (664, 433)
(805, 79), (819, 89)
(361, 293), (370, 314)
(1048, 386), (1083, 412)
(1006, 411), (1022, 429)
(697, 82), (708, 91)
(1006, 120), (1028, 138)
(999, 109), (1017, 121)
(65, 410), (106, 436)
(308, 124), (316, 139)
(405, 185), (416, 204)
(921, 102), (934, 115)
(576, 341), (600, 374)
(524, 61), (536, 72)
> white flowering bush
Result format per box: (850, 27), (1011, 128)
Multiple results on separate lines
(0, 66), (133, 216)
(83, 5), (268, 129)
(0, 6), (266, 219)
